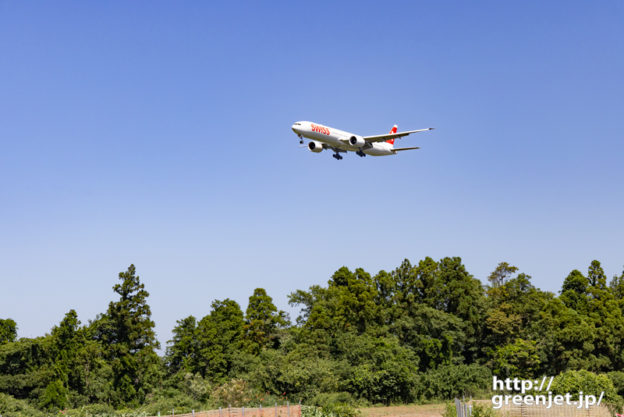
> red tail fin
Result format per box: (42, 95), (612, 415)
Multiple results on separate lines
(386, 125), (398, 145)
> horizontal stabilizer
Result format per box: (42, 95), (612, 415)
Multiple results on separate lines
(392, 146), (421, 152)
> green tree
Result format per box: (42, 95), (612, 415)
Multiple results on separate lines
(48, 310), (81, 402)
(560, 269), (589, 312)
(609, 269), (624, 300)
(389, 303), (466, 370)
(337, 333), (419, 404)
(554, 262), (624, 372)
(487, 262), (518, 288)
(244, 288), (289, 353)
(196, 299), (244, 381)
(407, 257), (440, 306)
(165, 316), (198, 375)
(0, 319), (17, 344)
(327, 267), (380, 333)
(289, 267), (380, 337)
(433, 257), (486, 362)
(483, 265), (551, 359)
(588, 260), (608, 289)
(96, 264), (160, 405)
(0, 337), (51, 400)
(71, 333), (114, 404)
(535, 298), (597, 373)
(289, 285), (326, 326)
(491, 338), (540, 378)
(39, 379), (68, 410)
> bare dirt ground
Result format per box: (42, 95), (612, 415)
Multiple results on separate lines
(359, 403), (446, 417)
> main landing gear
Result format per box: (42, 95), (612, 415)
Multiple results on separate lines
(332, 152), (343, 160)
(356, 150), (366, 157)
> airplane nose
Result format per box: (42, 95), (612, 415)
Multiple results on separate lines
(291, 124), (299, 133)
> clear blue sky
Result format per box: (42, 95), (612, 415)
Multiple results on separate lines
(1, 1), (623, 348)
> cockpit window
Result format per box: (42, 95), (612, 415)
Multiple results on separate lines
(294, 122), (301, 126)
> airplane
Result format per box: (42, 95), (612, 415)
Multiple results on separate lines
(291, 121), (434, 160)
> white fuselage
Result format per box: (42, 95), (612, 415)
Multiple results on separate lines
(291, 121), (395, 156)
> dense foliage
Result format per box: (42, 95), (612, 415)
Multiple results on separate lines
(1, 258), (624, 414)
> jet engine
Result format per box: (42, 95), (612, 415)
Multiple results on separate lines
(349, 135), (365, 147)
(308, 141), (323, 153)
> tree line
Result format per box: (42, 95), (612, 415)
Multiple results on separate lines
(2, 257), (624, 414)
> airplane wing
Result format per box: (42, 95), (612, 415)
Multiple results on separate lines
(392, 146), (420, 152)
(363, 128), (434, 143)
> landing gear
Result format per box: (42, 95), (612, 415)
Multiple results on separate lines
(332, 153), (343, 160)
(298, 135), (304, 145)
(356, 150), (366, 157)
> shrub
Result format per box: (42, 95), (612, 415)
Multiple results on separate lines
(416, 364), (491, 400)
(248, 348), (339, 402)
(39, 379), (69, 410)
(443, 402), (456, 417)
(212, 379), (254, 407)
(471, 404), (498, 417)
(550, 370), (620, 403)
(0, 392), (47, 417)
(608, 371), (624, 398)
(309, 392), (357, 408)
(550, 370), (624, 415)
(62, 403), (116, 417)
(309, 392), (359, 417)
(134, 393), (203, 416)
(181, 372), (211, 402)
(302, 404), (359, 417)
(321, 403), (359, 417)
